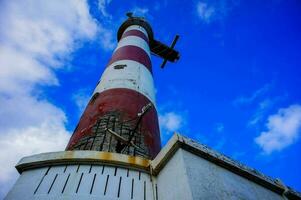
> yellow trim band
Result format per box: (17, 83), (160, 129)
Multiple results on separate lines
(16, 151), (150, 173)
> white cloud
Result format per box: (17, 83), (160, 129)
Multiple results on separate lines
(0, 0), (98, 66)
(159, 111), (184, 144)
(0, 92), (71, 197)
(0, 46), (58, 94)
(159, 112), (183, 133)
(196, 0), (241, 24)
(0, 118), (70, 197)
(0, 0), (100, 95)
(0, 94), (63, 132)
(0, 0), (109, 197)
(196, 2), (215, 23)
(255, 104), (301, 154)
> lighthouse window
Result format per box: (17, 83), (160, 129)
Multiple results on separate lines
(114, 64), (127, 69)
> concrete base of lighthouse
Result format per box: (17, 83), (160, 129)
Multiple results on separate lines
(5, 151), (154, 200)
(6, 134), (301, 200)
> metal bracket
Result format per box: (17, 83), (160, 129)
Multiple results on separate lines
(104, 103), (153, 154)
(105, 128), (143, 151)
(160, 35), (180, 68)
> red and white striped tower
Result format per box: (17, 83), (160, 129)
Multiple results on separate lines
(66, 14), (180, 159)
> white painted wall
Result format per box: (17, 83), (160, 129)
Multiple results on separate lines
(5, 164), (153, 200)
(155, 149), (284, 200)
(155, 149), (193, 200)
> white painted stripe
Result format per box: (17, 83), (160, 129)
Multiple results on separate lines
(124, 25), (148, 39)
(93, 60), (156, 106)
(114, 36), (150, 57)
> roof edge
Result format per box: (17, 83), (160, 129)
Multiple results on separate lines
(151, 133), (301, 200)
(16, 151), (150, 173)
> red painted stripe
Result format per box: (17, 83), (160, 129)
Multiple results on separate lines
(66, 88), (161, 158)
(108, 45), (152, 73)
(121, 30), (149, 43)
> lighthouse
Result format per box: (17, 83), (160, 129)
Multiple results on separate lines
(65, 13), (179, 160)
(66, 16), (161, 159)
(6, 14), (301, 200)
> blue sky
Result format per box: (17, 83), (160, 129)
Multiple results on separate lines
(0, 0), (300, 197)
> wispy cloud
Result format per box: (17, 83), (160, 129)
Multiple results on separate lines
(131, 7), (149, 17)
(215, 123), (224, 133)
(248, 98), (279, 126)
(196, 2), (216, 23)
(0, 0), (109, 197)
(233, 83), (283, 127)
(195, 0), (240, 24)
(72, 89), (91, 115)
(233, 84), (272, 106)
(255, 104), (301, 154)
(233, 83), (289, 129)
(98, 0), (112, 18)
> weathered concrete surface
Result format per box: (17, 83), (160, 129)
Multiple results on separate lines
(155, 148), (193, 200)
(155, 149), (284, 200)
(7, 134), (301, 200)
(152, 133), (301, 200)
(6, 164), (153, 200)
(183, 149), (283, 200)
